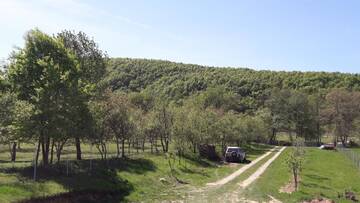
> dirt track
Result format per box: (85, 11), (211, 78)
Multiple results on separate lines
(187, 146), (286, 202)
(239, 147), (286, 188)
(206, 147), (279, 186)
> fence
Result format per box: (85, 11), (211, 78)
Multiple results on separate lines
(337, 147), (360, 170)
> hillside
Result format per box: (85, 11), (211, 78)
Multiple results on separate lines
(104, 58), (360, 108)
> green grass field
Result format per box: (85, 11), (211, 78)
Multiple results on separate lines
(0, 142), (271, 202)
(243, 147), (360, 203)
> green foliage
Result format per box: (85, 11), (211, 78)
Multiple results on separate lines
(57, 30), (107, 95)
(7, 29), (89, 164)
(285, 140), (305, 190)
(105, 58), (360, 110)
(0, 92), (34, 143)
(323, 89), (360, 146)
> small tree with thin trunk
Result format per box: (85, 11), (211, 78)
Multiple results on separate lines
(285, 139), (305, 191)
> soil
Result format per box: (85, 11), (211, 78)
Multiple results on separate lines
(279, 176), (300, 194)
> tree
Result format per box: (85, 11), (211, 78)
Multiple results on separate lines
(266, 89), (292, 143)
(57, 30), (107, 160)
(285, 140), (305, 191)
(8, 29), (81, 166)
(172, 104), (203, 154)
(323, 89), (360, 146)
(89, 101), (111, 160)
(0, 92), (33, 162)
(308, 93), (325, 144)
(152, 101), (173, 153)
(288, 91), (317, 141)
(103, 91), (133, 158)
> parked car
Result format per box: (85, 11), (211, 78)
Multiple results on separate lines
(225, 146), (246, 162)
(319, 143), (335, 150)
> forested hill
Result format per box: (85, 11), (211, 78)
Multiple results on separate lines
(104, 58), (360, 107)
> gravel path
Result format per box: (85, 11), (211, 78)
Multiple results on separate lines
(206, 147), (278, 186)
(239, 147), (286, 188)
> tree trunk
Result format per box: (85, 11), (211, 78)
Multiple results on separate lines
(41, 136), (50, 166)
(136, 139), (139, 153)
(165, 140), (169, 152)
(269, 128), (277, 144)
(50, 139), (55, 164)
(11, 142), (17, 162)
(35, 139), (41, 166)
(103, 143), (107, 160)
(56, 148), (61, 163)
(150, 138), (153, 153)
(75, 137), (82, 160)
(121, 139), (125, 158)
(116, 137), (120, 158)
(34, 139), (41, 181)
(160, 136), (166, 152)
(293, 169), (298, 190)
(128, 139), (131, 155)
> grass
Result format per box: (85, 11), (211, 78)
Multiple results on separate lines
(0, 142), (271, 202)
(243, 147), (360, 203)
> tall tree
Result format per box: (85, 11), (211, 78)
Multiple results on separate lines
(152, 101), (173, 153)
(57, 30), (107, 160)
(104, 91), (133, 158)
(8, 29), (81, 166)
(323, 89), (360, 146)
(266, 89), (292, 143)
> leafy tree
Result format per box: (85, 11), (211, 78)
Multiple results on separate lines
(0, 92), (33, 161)
(104, 91), (133, 158)
(266, 89), (292, 142)
(105, 58), (360, 107)
(89, 100), (111, 160)
(286, 140), (305, 191)
(128, 91), (154, 112)
(57, 30), (107, 160)
(8, 29), (81, 166)
(323, 89), (360, 146)
(288, 91), (317, 140)
(152, 101), (173, 153)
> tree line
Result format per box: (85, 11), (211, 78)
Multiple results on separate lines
(0, 29), (359, 167)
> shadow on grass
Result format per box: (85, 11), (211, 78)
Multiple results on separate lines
(0, 160), (33, 164)
(304, 174), (330, 181)
(301, 182), (331, 190)
(16, 189), (130, 203)
(179, 167), (210, 177)
(182, 153), (216, 168)
(1, 157), (157, 202)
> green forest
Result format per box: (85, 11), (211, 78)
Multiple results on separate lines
(0, 29), (360, 202)
(1, 29), (360, 164)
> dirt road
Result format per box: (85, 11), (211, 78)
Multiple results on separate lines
(187, 146), (286, 202)
(239, 147), (286, 188)
(206, 147), (278, 186)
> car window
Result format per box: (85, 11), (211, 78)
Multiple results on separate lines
(227, 148), (239, 152)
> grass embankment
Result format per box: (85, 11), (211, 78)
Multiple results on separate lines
(243, 148), (360, 203)
(0, 143), (271, 202)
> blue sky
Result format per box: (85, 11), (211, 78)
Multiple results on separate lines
(1, 0), (360, 73)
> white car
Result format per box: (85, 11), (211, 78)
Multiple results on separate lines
(225, 147), (246, 163)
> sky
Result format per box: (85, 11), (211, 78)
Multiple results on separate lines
(0, 0), (360, 73)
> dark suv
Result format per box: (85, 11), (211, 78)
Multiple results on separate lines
(225, 147), (246, 163)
